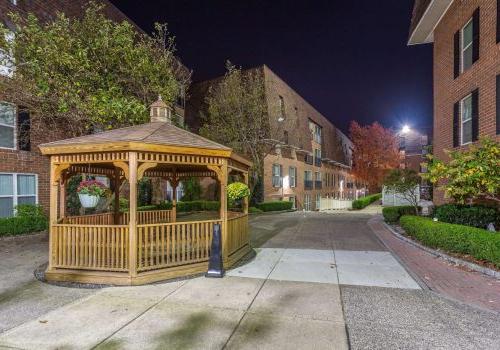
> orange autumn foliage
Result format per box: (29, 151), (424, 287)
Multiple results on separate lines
(349, 121), (400, 192)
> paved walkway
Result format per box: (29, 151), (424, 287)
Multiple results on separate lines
(1, 211), (500, 349)
(369, 215), (500, 313)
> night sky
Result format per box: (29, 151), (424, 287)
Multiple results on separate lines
(110, 0), (433, 136)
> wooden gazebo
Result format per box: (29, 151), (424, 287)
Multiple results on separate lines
(39, 98), (252, 285)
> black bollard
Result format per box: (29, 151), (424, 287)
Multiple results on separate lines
(205, 223), (224, 278)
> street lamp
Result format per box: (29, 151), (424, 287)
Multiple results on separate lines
(401, 125), (411, 134)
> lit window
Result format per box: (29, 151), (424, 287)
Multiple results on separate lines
(0, 173), (37, 217)
(278, 96), (285, 118)
(289, 167), (296, 187)
(461, 19), (473, 72)
(272, 164), (282, 188)
(461, 94), (473, 145)
(0, 103), (16, 149)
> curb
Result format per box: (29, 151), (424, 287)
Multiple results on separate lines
(382, 221), (500, 280)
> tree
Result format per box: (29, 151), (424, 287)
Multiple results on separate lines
(0, 2), (190, 139)
(384, 168), (421, 213)
(423, 138), (500, 205)
(349, 121), (400, 192)
(200, 62), (283, 202)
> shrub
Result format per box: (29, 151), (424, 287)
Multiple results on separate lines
(400, 215), (500, 268)
(352, 193), (381, 210)
(434, 204), (499, 229)
(155, 200), (173, 210)
(383, 205), (417, 223)
(0, 204), (48, 236)
(176, 200), (220, 212)
(256, 201), (293, 212)
(137, 205), (157, 211)
(249, 206), (263, 213)
(227, 182), (250, 200)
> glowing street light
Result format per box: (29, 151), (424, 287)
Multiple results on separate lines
(401, 125), (411, 134)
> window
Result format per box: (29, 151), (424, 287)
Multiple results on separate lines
(0, 173), (37, 217)
(315, 193), (321, 210)
(461, 94), (473, 145)
(279, 96), (285, 119)
(1, 31), (15, 77)
(289, 166), (296, 187)
(314, 148), (322, 167)
(304, 170), (313, 190)
(461, 19), (474, 72)
(272, 164), (282, 188)
(283, 130), (289, 144)
(304, 194), (311, 211)
(309, 121), (322, 144)
(288, 196), (296, 209)
(0, 103), (15, 149)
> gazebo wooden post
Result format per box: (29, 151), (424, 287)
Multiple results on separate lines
(220, 160), (229, 262)
(48, 158), (58, 270)
(113, 167), (121, 225)
(243, 171), (249, 214)
(171, 177), (178, 223)
(59, 174), (66, 219)
(128, 152), (138, 279)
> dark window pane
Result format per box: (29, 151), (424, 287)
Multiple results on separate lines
(0, 197), (14, 217)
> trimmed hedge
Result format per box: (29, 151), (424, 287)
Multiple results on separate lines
(352, 193), (381, 210)
(435, 204), (499, 229)
(249, 206), (263, 213)
(256, 201), (293, 212)
(400, 215), (500, 268)
(0, 204), (48, 236)
(177, 200), (220, 212)
(382, 206), (417, 223)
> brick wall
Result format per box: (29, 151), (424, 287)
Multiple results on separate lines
(433, 0), (500, 204)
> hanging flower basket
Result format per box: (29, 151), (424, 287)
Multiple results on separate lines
(77, 180), (108, 208)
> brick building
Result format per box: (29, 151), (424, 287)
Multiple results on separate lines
(398, 128), (430, 173)
(0, 0), (187, 217)
(186, 65), (364, 211)
(409, 0), (500, 204)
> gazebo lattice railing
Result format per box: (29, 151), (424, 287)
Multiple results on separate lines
(39, 97), (252, 285)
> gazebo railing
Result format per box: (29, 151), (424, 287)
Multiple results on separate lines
(136, 219), (221, 272)
(227, 214), (249, 255)
(62, 209), (173, 225)
(63, 212), (114, 225)
(51, 224), (129, 271)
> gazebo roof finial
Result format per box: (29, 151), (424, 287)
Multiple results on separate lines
(150, 94), (171, 123)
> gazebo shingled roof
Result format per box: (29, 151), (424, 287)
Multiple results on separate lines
(41, 121), (231, 152)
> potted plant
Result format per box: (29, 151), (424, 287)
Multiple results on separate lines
(77, 179), (108, 208)
(227, 182), (250, 210)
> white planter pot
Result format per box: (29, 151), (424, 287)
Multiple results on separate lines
(78, 193), (100, 208)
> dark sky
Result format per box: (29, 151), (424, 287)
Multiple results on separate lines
(110, 0), (433, 136)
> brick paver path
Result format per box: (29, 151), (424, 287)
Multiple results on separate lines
(368, 216), (500, 314)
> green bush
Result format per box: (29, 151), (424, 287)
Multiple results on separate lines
(256, 201), (293, 212)
(0, 204), (48, 236)
(435, 204), (499, 229)
(176, 200), (220, 212)
(137, 205), (157, 211)
(352, 193), (381, 210)
(383, 206), (418, 223)
(400, 215), (500, 268)
(249, 206), (263, 213)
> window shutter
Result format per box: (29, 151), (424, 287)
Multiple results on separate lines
(497, 0), (500, 43)
(471, 89), (479, 142)
(453, 30), (460, 79)
(496, 75), (500, 134)
(472, 8), (480, 63)
(453, 102), (460, 147)
(17, 109), (30, 151)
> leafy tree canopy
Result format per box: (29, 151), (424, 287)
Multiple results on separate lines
(0, 2), (189, 136)
(349, 121), (400, 192)
(423, 138), (500, 205)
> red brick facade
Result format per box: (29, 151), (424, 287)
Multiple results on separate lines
(410, 0), (500, 204)
(186, 65), (366, 210)
(0, 0), (137, 216)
